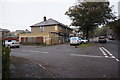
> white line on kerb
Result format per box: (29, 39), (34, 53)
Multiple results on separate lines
(28, 59), (56, 79)
(99, 47), (108, 57)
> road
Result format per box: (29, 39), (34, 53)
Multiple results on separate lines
(99, 40), (119, 59)
(10, 40), (119, 78)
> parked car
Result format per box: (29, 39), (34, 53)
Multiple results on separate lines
(108, 36), (115, 40)
(93, 37), (99, 43)
(98, 36), (107, 43)
(80, 38), (88, 43)
(4, 40), (21, 48)
(70, 37), (81, 46)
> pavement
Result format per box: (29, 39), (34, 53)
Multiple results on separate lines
(10, 56), (55, 78)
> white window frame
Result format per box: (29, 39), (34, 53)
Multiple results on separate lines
(40, 26), (44, 32)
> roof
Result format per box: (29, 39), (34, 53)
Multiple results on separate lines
(16, 30), (25, 32)
(0, 28), (10, 32)
(15, 29), (31, 33)
(30, 18), (72, 30)
(0, 28), (2, 32)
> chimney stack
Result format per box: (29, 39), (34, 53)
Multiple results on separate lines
(43, 16), (46, 21)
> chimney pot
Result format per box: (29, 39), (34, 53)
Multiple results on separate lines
(44, 16), (46, 21)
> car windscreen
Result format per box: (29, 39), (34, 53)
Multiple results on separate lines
(8, 40), (12, 42)
(99, 36), (106, 39)
(70, 37), (78, 40)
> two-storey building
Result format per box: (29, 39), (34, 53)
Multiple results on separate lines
(19, 17), (72, 45)
(0, 28), (10, 39)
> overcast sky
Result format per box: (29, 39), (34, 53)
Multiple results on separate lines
(0, 0), (119, 31)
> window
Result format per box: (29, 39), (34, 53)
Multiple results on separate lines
(40, 26), (44, 32)
(55, 26), (58, 30)
(66, 28), (67, 31)
(60, 26), (62, 30)
(8, 40), (12, 42)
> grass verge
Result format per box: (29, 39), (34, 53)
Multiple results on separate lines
(77, 43), (93, 48)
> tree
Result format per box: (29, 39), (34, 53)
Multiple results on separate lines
(107, 19), (120, 40)
(65, 0), (116, 40)
(95, 26), (108, 36)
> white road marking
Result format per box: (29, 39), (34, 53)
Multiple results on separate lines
(28, 50), (48, 53)
(111, 55), (115, 58)
(105, 56), (108, 58)
(99, 47), (108, 57)
(101, 47), (113, 56)
(70, 54), (113, 59)
(101, 47), (119, 62)
(22, 50), (27, 51)
(115, 59), (119, 62)
(22, 50), (48, 53)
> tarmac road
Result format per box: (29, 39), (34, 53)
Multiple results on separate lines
(10, 56), (54, 78)
(10, 40), (119, 78)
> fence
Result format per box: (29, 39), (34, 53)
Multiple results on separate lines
(21, 37), (43, 44)
(20, 36), (67, 45)
(44, 36), (61, 45)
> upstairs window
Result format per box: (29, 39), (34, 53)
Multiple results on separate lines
(66, 28), (67, 31)
(40, 26), (44, 32)
(59, 26), (62, 30)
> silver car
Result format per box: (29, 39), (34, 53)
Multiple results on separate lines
(5, 40), (21, 48)
(70, 37), (81, 46)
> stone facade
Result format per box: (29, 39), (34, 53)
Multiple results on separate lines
(19, 18), (72, 45)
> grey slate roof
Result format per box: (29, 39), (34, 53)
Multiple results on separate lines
(0, 28), (10, 32)
(0, 28), (2, 32)
(30, 18), (72, 30)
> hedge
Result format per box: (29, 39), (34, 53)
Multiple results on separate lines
(2, 46), (11, 79)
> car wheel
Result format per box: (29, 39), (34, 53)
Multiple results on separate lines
(17, 46), (20, 48)
(8, 45), (11, 48)
(81, 41), (84, 44)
